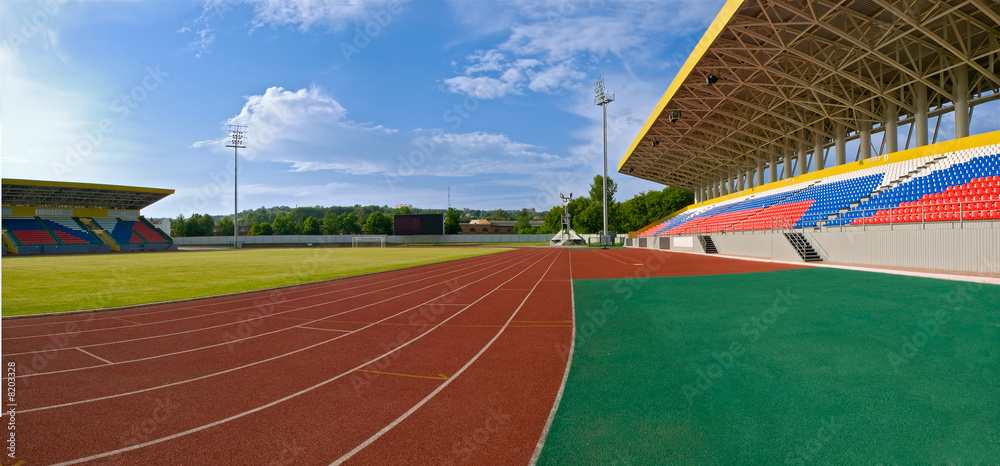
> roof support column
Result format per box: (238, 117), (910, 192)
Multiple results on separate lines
(885, 98), (898, 154)
(798, 130), (808, 176)
(745, 168), (754, 190)
(757, 159), (765, 186)
(783, 144), (793, 179)
(693, 188), (701, 204)
(835, 124), (846, 166)
(857, 100), (872, 160)
(814, 126), (825, 171)
(729, 169), (737, 193)
(915, 82), (928, 147)
(954, 64), (969, 139)
(769, 152), (777, 183)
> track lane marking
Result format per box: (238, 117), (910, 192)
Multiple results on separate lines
(355, 370), (449, 381)
(2, 251), (514, 330)
(298, 326), (352, 333)
(20, 250), (547, 414)
(75, 348), (112, 365)
(6, 252), (525, 362)
(47, 249), (558, 465)
(2, 251), (516, 338)
(332, 249), (564, 465)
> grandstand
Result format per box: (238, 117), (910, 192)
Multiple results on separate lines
(620, 0), (1000, 274)
(1, 179), (176, 255)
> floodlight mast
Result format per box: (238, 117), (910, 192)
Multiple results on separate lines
(225, 124), (247, 249)
(594, 77), (615, 248)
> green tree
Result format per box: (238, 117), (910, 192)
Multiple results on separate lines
(171, 215), (187, 237)
(184, 213), (215, 236)
(302, 216), (321, 235)
(272, 215), (300, 235)
(444, 207), (462, 234)
(539, 207), (562, 234)
(338, 212), (363, 235)
(589, 174), (618, 205)
(216, 217), (235, 237)
(514, 210), (535, 234)
(322, 212), (340, 234)
(250, 222), (273, 236)
(488, 208), (508, 221)
(393, 205), (413, 215)
(573, 198), (602, 234)
(363, 211), (393, 235)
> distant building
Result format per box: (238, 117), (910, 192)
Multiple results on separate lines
(459, 219), (543, 234)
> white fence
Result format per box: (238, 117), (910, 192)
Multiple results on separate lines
(174, 234), (556, 246)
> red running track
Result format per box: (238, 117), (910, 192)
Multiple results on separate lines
(1, 248), (573, 465)
(1, 247), (803, 465)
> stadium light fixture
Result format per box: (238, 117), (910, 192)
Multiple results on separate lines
(705, 74), (719, 85)
(669, 111), (681, 123)
(594, 77), (615, 248)
(225, 124), (247, 249)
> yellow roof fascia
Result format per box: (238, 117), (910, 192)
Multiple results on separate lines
(2, 178), (174, 195)
(617, 0), (745, 172)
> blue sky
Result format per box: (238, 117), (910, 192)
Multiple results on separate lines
(2, 0), (730, 218)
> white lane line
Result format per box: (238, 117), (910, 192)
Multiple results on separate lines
(298, 326), (352, 333)
(3, 252), (514, 338)
(50, 249), (556, 466)
(75, 348), (112, 365)
(12, 254), (526, 374)
(530, 249), (576, 465)
(596, 249), (632, 266)
(331, 249), (562, 465)
(21, 250), (544, 413)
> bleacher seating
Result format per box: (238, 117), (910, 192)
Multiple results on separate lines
(125, 219), (169, 243)
(639, 144), (1000, 236)
(3, 218), (58, 245)
(39, 217), (98, 244)
(92, 217), (142, 244)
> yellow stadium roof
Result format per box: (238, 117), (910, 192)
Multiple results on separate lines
(619, 0), (1000, 190)
(1, 179), (174, 210)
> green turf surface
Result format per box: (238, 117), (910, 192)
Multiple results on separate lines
(540, 268), (1000, 464)
(2, 247), (508, 316)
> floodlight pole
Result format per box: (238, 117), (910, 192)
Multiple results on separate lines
(226, 124), (247, 249)
(594, 77), (615, 248)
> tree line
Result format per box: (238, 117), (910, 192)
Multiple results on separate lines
(169, 176), (692, 237)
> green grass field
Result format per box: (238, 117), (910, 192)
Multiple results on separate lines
(2, 247), (508, 316)
(540, 268), (1000, 464)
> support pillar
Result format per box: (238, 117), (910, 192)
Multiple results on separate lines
(835, 124), (846, 166)
(783, 144), (793, 179)
(746, 168), (755, 190)
(954, 64), (969, 139)
(757, 160), (765, 186)
(798, 130), (808, 176)
(814, 126), (825, 171)
(769, 152), (777, 183)
(885, 98), (898, 154)
(859, 102), (872, 160)
(915, 82), (928, 147)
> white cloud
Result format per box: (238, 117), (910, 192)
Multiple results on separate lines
(244, 0), (406, 31)
(528, 61), (585, 93)
(443, 75), (518, 99)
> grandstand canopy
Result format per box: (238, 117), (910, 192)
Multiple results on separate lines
(1, 179), (174, 211)
(618, 0), (1000, 192)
